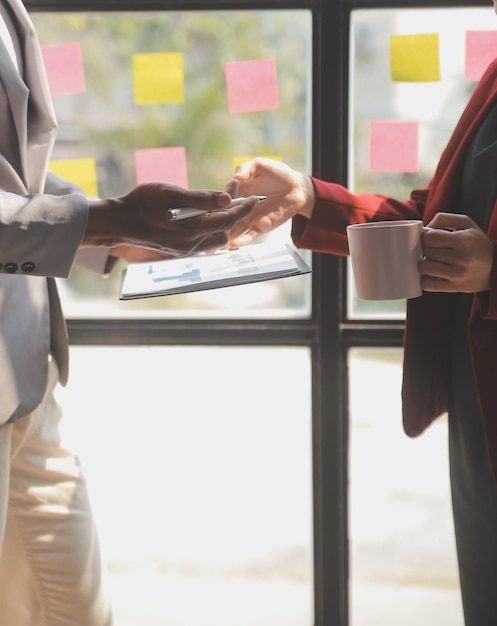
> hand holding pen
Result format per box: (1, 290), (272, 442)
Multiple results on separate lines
(166, 195), (267, 221)
(87, 182), (263, 259)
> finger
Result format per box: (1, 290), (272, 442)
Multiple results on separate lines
(423, 227), (457, 249)
(229, 228), (260, 247)
(166, 187), (233, 210)
(422, 245), (457, 265)
(227, 203), (279, 244)
(208, 196), (258, 226)
(234, 159), (265, 188)
(426, 212), (474, 231)
(234, 160), (254, 179)
(419, 257), (455, 280)
(229, 217), (253, 241)
(420, 253), (472, 292)
(225, 179), (240, 197)
(421, 275), (452, 292)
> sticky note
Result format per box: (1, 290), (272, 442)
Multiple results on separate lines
(135, 147), (188, 188)
(225, 59), (279, 113)
(49, 158), (98, 196)
(232, 155), (283, 173)
(390, 34), (440, 82)
(369, 121), (419, 172)
(41, 42), (86, 96)
(465, 31), (497, 82)
(133, 53), (184, 105)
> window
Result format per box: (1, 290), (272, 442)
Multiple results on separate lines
(31, 9), (312, 319)
(348, 348), (462, 625)
(348, 7), (494, 320)
(57, 346), (313, 625)
(29, 3), (321, 625)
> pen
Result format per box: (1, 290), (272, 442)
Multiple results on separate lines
(166, 196), (267, 221)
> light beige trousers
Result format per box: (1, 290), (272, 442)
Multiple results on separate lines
(0, 359), (113, 625)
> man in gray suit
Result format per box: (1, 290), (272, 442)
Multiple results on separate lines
(0, 1), (256, 624)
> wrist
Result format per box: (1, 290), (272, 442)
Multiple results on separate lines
(83, 198), (120, 247)
(298, 174), (316, 219)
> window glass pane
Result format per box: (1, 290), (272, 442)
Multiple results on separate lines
(31, 10), (312, 319)
(57, 345), (313, 625)
(348, 347), (462, 625)
(348, 7), (494, 319)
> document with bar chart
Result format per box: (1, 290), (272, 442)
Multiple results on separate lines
(119, 242), (311, 300)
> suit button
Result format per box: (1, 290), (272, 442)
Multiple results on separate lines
(21, 262), (35, 274)
(4, 262), (18, 273)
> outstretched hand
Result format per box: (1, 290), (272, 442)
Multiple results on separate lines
(420, 212), (494, 293)
(226, 158), (315, 247)
(84, 181), (259, 260)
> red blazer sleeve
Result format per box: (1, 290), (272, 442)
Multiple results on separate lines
(291, 178), (429, 255)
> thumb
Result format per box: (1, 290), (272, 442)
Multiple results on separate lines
(234, 160), (255, 182)
(427, 212), (474, 231)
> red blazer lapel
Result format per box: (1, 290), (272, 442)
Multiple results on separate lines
(424, 59), (497, 224)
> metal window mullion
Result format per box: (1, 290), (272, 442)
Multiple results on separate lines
(26, 0), (316, 10)
(311, 0), (350, 622)
(66, 318), (319, 346)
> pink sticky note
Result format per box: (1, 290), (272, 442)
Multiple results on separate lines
(41, 42), (86, 96)
(135, 147), (188, 188)
(465, 31), (497, 82)
(225, 58), (279, 113)
(369, 121), (419, 173)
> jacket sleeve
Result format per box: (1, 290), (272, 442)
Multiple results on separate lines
(291, 177), (430, 255)
(0, 188), (88, 278)
(44, 169), (116, 276)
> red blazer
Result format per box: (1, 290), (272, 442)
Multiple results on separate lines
(291, 59), (497, 482)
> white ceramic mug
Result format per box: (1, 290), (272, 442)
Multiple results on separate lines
(346, 220), (423, 300)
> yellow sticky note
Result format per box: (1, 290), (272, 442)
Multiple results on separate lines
(232, 155), (282, 173)
(49, 158), (98, 197)
(133, 52), (184, 104)
(390, 33), (440, 82)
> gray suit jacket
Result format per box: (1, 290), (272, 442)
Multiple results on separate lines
(0, 0), (91, 423)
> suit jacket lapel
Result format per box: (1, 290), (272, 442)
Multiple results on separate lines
(0, 0), (57, 193)
(0, 35), (28, 186)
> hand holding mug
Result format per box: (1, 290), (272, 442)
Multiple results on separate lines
(420, 213), (493, 294)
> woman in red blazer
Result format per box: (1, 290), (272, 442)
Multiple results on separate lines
(229, 55), (497, 626)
